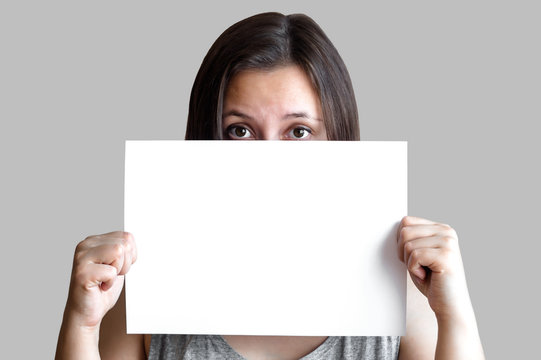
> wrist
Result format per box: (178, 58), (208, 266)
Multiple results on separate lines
(55, 308), (101, 360)
(435, 301), (480, 339)
(435, 308), (485, 360)
(64, 301), (101, 332)
(434, 295), (476, 324)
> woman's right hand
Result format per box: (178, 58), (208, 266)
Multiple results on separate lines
(64, 231), (137, 330)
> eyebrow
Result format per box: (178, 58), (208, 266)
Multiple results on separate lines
(223, 110), (322, 122)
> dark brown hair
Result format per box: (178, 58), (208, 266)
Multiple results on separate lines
(185, 12), (359, 141)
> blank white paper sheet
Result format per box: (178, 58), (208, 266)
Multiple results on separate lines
(124, 140), (407, 336)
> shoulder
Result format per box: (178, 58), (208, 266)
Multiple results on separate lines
(398, 273), (438, 360)
(99, 288), (146, 360)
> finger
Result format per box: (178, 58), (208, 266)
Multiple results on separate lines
(397, 216), (428, 243)
(118, 242), (132, 276)
(76, 263), (119, 291)
(124, 232), (137, 264)
(397, 216), (442, 238)
(401, 234), (445, 263)
(407, 247), (447, 280)
(101, 273), (124, 292)
(81, 243), (126, 275)
(397, 224), (455, 260)
(399, 215), (438, 228)
(117, 233), (138, 275)
(77, 231), (132, 251)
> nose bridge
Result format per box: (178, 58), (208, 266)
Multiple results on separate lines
(260, 132), (281, 140)
(258, 116), (282, 140)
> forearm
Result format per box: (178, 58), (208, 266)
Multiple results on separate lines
(435, 307), (485, 360)
(55, 312), (101, 360)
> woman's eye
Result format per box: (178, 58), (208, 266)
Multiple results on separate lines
(228, 126), (252, 139)
(290, 127), (312, 139)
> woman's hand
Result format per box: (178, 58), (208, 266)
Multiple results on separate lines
(397, 216), (471, 321)
(397, 216), (486, 359)
(65, 231), (137, 330)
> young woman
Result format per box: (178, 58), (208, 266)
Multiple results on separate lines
(56, 12), (485, 359)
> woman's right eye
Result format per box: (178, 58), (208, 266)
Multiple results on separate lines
(227, 125), (253, 139)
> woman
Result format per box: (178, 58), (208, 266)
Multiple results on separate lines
(56, 12), (485, 359)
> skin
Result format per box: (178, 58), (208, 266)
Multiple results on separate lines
(55, 65), (485, 360)
(222, 66), (327, 141)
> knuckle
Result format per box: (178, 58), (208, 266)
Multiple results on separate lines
(75, 239), (88, 252)
(401, 216), (413, 226)
(74, 250), (85, 265)
(404, 241), (415, 253)
(407, 249), (420, 267)
(400, 226), (411, 240)
(123, 240), (131, 253)
(112, 243), (124, 257)
(441, 235), (457, 248)
(125, 237), (134, 251)
(76, 234), (98, 252)
(441, 235), (454, 244)
(441, 224), (457, 236)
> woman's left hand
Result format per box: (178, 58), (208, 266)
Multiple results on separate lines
(397, 215), (472, 320)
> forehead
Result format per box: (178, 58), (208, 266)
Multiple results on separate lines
(224, 65), (321, 112)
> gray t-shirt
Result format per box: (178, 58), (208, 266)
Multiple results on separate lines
(148, 334), (400, 359)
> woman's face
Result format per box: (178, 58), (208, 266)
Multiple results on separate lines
(222, 65), (327, 140)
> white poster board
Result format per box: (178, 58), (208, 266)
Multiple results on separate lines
(125, 140), (407, 336)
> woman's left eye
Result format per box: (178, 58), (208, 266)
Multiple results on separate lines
(289, 127), (312, 139)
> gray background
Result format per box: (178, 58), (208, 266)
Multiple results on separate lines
(1, 1), (539, 358)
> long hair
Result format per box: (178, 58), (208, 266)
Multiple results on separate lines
(185, 12), (359, 141)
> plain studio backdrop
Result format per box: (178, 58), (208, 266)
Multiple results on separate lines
(0, 1), (539, 358)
